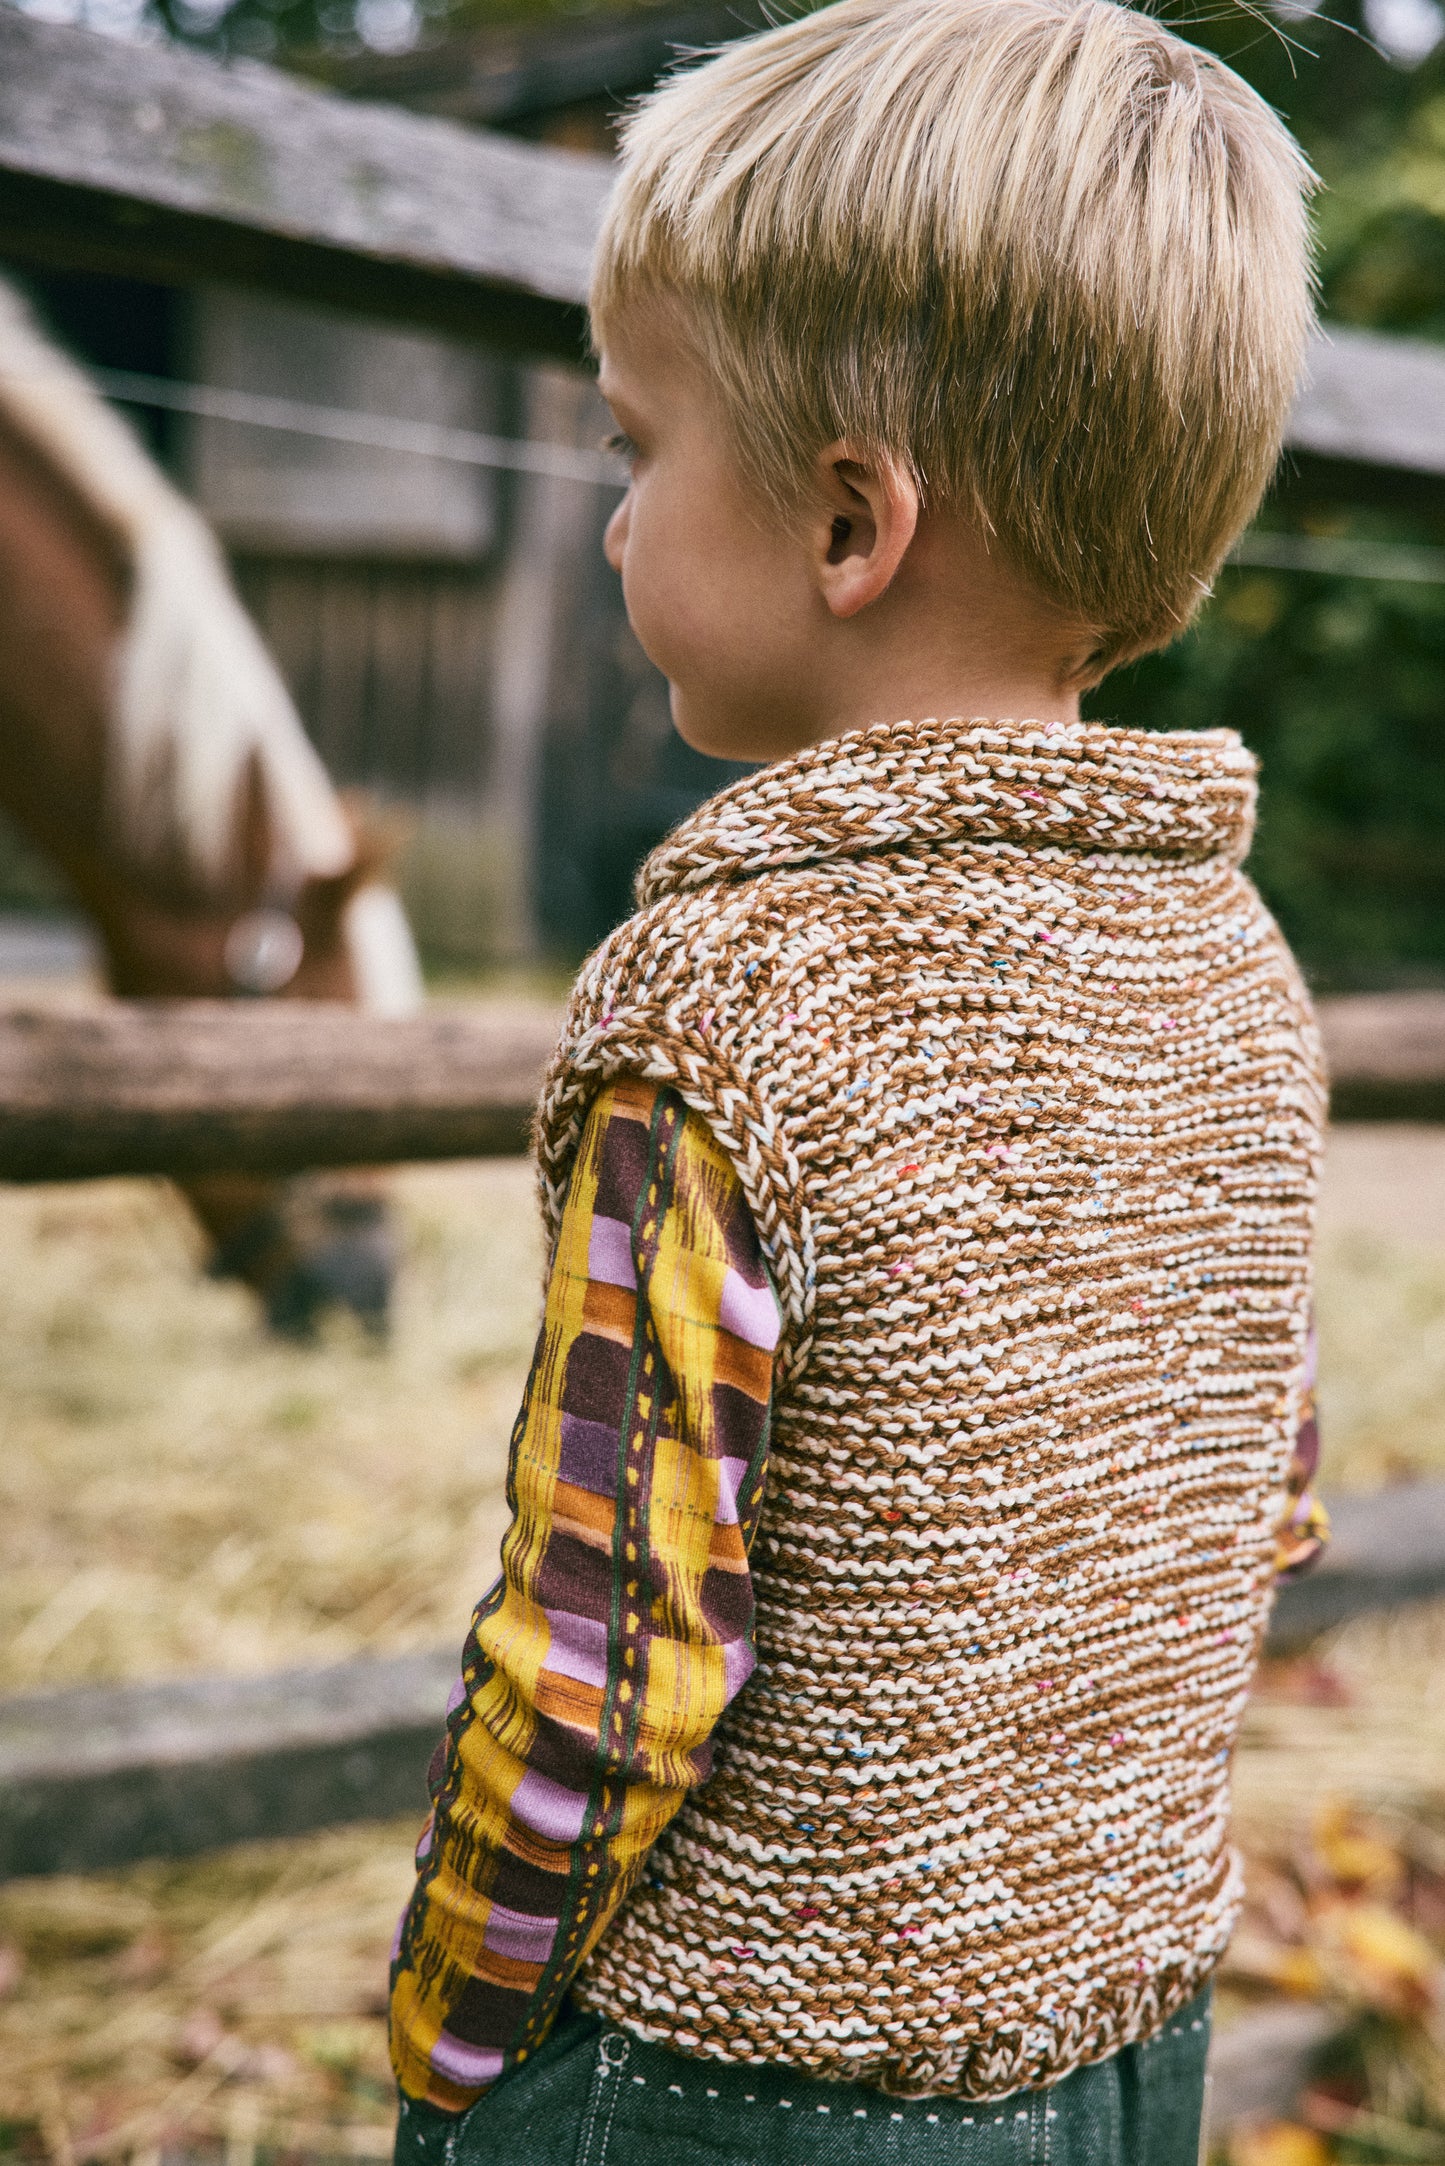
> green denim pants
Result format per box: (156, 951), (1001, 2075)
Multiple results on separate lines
(401, 1989), (1211, 2166)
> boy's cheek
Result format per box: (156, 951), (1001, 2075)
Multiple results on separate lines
(621, 580), (682, 689)
(622, 556), (713, 688)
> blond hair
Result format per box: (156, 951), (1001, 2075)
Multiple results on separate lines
(591, 0), (1315, 677)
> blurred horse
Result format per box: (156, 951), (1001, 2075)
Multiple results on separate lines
(0, 278), (425, 1334)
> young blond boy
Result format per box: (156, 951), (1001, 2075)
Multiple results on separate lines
(390, 3), (1326, 2158)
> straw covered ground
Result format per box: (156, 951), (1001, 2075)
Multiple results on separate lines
(0, 1161), (539, 1698)
(1, 1126), (1444, 2155)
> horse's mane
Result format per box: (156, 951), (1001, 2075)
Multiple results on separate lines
(0, 278), (354, 890)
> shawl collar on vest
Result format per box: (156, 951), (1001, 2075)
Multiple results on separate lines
(636, 714), (1257, 906)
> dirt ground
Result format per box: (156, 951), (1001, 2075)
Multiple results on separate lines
(2, 1126), (1444, 2149)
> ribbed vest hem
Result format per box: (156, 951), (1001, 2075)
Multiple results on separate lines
(571, 1898), (1234, 2101)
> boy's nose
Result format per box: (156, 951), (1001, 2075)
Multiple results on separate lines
(603, 492), (630, 571)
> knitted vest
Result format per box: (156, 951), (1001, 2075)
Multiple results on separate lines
(534, 715), (1325, 2099)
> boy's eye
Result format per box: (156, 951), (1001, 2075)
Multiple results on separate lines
(603, 429), (640, 465)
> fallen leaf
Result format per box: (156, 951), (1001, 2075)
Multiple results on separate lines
(1254, 1659), (1352, 1709)
(1319, 1897), (1440, 2019)
(1228, 2120), (1332, 2166)
(1223, 1928), (1324, 1998)
(114, 1930), (169, 1984)
(176, 2007), (229, 2067)
(1314, 1800), (1404, 1898)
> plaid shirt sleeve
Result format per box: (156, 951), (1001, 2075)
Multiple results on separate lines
(1275, 1314), (1330, 1578)
(388, 1075), (781, 2114)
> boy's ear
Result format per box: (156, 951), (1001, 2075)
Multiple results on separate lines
(811, 441), (920, 619)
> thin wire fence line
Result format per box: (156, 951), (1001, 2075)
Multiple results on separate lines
(1228, 528), (1445, 585)
(10, 364), (1445, 580)
(4, 363), (629, 489)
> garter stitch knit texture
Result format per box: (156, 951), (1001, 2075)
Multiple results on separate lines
(533, 714), (1326, 2100)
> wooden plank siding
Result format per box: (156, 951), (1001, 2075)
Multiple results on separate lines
(0, 8), (610, 360)
(232, 557), (499, 805)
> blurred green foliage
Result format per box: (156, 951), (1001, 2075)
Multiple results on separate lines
(1093, 3), (1445, 988)
(1094, 560), (1445, 987)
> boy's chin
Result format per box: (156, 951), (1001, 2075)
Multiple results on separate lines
(667, 687), (750, 763)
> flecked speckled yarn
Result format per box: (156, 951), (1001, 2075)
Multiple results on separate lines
(533, 715), (1326, 2101)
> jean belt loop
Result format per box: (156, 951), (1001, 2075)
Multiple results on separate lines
(575, 2028), (631, 2166)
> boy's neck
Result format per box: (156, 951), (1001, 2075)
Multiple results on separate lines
(816, 501), (1087, 743)
(675, 581), (1088, 767)
(774, 600), (1086, 763)
(680, 633), (1085, 770)
(808, 657), (1083, 751)
(741, 502), (1089, 764)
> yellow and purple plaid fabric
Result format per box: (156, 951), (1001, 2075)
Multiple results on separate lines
(1275, 1320), (1330, 1578)
(389, 1076), (781, 2109)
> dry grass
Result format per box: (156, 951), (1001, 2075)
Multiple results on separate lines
(1314, 1127), (1445, 1493)
(0, 1824), (414, 2151)
(1239, 1602), (1445, 1841)
(1, 1124), (1444, 2151)
(0, 1152), (546, 2150)
(0, 1163), (540, 1696)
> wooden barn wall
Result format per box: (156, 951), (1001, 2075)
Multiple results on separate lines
(231, 557), (500, 807)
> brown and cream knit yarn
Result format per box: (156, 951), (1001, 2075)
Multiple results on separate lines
(534, 714), (1326, 2100)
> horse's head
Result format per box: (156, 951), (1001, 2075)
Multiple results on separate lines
(84, 785), (424, 1339)
(0, 279), (427, 1333)
(86, 780), (419, 1012)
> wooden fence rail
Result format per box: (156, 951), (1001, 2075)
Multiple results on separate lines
(1317, 991), (1445, 1122)
(0, 1649), (454, 1878)
(0, 1000), (559, 1181)
(0, 991), (1440, 1185)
